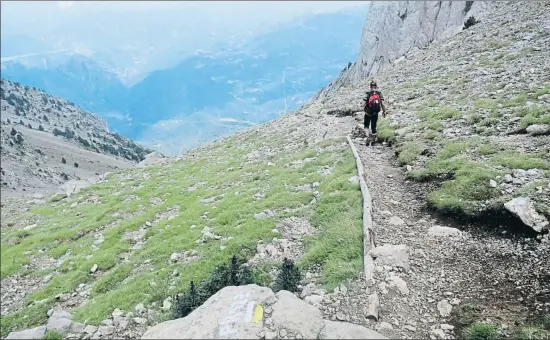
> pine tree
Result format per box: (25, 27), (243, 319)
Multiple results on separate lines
(274, 258), (301, 293)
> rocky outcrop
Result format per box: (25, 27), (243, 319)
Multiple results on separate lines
(141, 285), (387, 339)
(504, 196), (549, 233)
(316, 0), (503, 97)
(136, 151), (168, 168)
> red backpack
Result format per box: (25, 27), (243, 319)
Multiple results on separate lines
(365, 91), (381, 114)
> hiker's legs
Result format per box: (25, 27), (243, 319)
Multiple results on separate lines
(371, 114), (379, 137)
(364, 114), (372, 136)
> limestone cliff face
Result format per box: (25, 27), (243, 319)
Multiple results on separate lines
(316, 1), (504, 97)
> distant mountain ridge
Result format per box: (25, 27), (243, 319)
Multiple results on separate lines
(1, 7), (368, 154)
(0, 78), (152, 195)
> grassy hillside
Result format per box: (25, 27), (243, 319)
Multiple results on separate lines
(1, 128), (362, 335)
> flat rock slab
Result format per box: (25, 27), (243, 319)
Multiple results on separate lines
(428, 226), (462, 237)
(5, 326), (46, 339)
(368, 244), (410, 270)
(270, 290), (325, 339)
(319, 320), (388, 339)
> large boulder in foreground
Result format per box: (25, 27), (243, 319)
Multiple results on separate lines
(141, 284), (387, 340)
(141, 285), (275, 339)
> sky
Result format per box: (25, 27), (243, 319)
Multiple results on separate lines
(1, 0), (370, 83)
(1, 1), (370, 38)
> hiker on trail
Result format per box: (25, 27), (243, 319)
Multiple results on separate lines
(362, 80), (387, 142)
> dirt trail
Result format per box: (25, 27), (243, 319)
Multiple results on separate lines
(314, 115), (549, 339)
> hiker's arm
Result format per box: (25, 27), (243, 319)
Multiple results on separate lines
(381, 100), (388, 115)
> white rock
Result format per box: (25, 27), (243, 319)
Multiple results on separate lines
(319, 320), (388, 339)
(5, 326), (46, 339)
(90, 264), (98, 273)
(437, 299), (453, 318)
(388, 216), (406, 226)
(304, 295), (324, 307)
(392, 277), (410, 296)
(376, 322), (394, 331)
(46, 310), (73, 336)
(83, 325), (98, 335)
(133, 317), (148, 325)
(135, 303), (146, 314)
(432, 328), (447, 339)
(504, 197), (549, 233)
(162, 297), (173, 311)
(441, 324), (455, 330)
(369, 244), (410, 270)
(428, 226), (462, 237)
(526, 124), (550, 136)
(141, 285), (275, 339)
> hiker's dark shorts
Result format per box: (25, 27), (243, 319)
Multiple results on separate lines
(364, 112), (379, 134)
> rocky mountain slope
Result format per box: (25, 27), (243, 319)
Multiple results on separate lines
(0, 78), (151, 196)
(313, 0), (550, 234)
(317, 0), (503, 95)
(1, 1), (549, 340)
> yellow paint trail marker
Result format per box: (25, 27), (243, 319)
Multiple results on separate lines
(252, 304), (263, 324)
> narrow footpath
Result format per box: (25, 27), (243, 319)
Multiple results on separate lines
(314, 115), (548, 339)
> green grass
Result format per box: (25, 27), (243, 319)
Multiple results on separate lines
(424, 130), (442, 140)
(426, 165), (501, 215)
(418, 106), (462, 121)
(463, 322), (498, 340)
(43, 330), (64, 340)
(300, 164), (363, 289)
(488, 40), (511, 50)
(514, 326), (550, 340)
(477, 144), (497, 156)
(457, 303), (484, 327)
(475, 98), (496, 110)
(532, 84), (550, 99)
(517, 105), (550, 130)
(506, 47), (537, 60)
(494, 52), (505, 60)
(397, 142), (426, 165)
(491, 152), (550, 170)
(467, 113), (482, 125)
(502, 94), (527, 108)
(376, 119), (397, 143)
(1, 135), (363, 334)
(405, 134), (550, 216)
(407, 140), (503, 215)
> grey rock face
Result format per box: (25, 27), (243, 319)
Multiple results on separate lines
(316, 1), (502, 96)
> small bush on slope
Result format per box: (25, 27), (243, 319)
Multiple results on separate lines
(273, 258), (301, 293)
